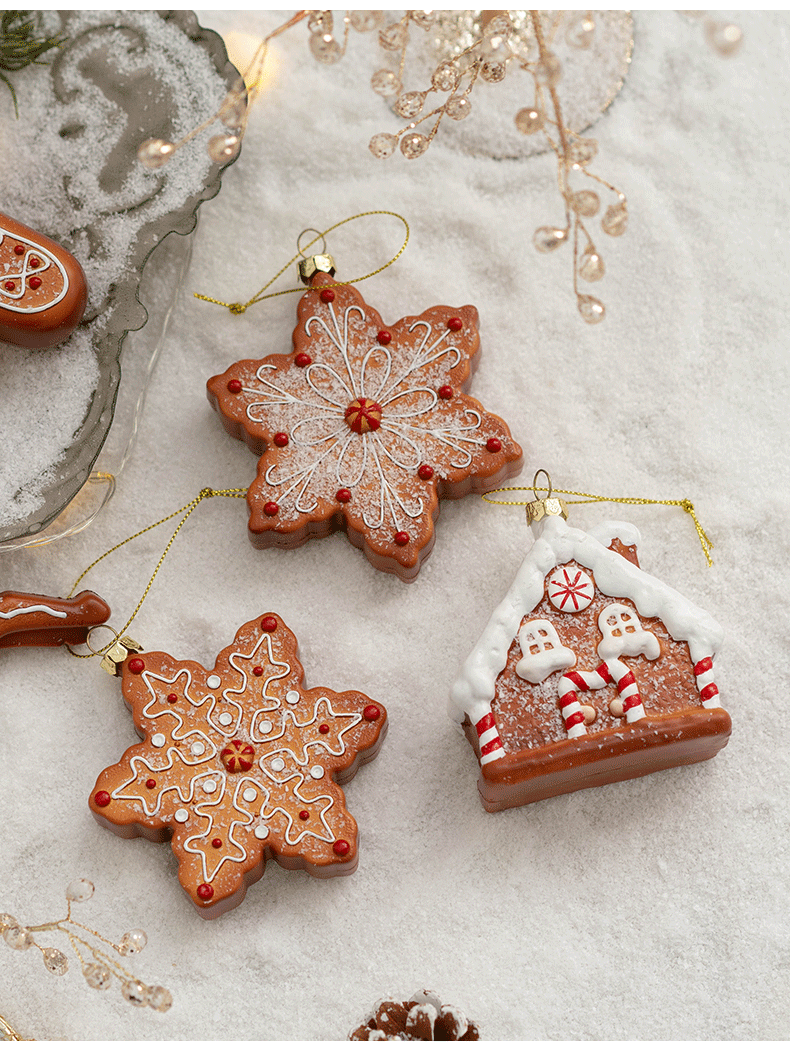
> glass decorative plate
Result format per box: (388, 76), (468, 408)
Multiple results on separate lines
(0, 9), (240, 546)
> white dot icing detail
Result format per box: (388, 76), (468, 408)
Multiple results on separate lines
(174, 809), (189, 823)
(261, 721), (273, 734)
(310, 766), (325, 780)
(207, 674), (221, 689)
(243, 787), (257, 802)
(271, 758), (285, 772)
(151, 733), (166, 748)
(191, 742), (205, 756)
(218, 712), (233, 726)
(285, 690), (300, 705)
(203, 780), (217, 793)
(254, 825), (269, 840)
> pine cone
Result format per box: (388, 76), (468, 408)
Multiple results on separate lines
(349, 990), (480, 1041)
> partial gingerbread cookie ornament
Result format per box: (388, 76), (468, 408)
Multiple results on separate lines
(449, 496), (731, 812)
(0, 590), (110, 649)
(89, 614), (387, 918)
(0, 211), (88, 348)
(207, 271), (522, 581)
(349, 990), (480, 1041)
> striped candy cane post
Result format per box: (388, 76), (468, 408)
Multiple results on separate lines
(475, 710), (505, 765)
(598, 659), (646, 723)
(693, 656), (720, 708)
(557, 665), (611, 738)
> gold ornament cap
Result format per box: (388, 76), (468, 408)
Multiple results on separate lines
(298, 253), (336, 285)
(526, 469), (568, 526)
(100, 635), (144, 677)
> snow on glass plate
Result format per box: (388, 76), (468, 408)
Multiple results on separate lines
(0, 10), (239, 545)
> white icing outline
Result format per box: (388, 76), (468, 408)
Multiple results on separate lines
(0, 230), (69, 313)
(0, 603), (67, 620)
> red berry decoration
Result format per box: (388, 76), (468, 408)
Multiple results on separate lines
(447, 316), (463, 331)
(261, 615), (278, 632)
(128, 658), (145, 675)
(336, 488), (352, 503)
(167, 693), (178, 703)
(363, 704), (381, 721)
(333, 839), (351, 857)
(376, 330), (391, 345)
(273, 432), (289, 447)
(295, 352), (312, 367)
(394, 531), (410, 546)
(486, 437), (502, 453)
(197, 884), (214, 900)
(13, 244), (24, 255)
(29, 276), (42, 290)
(4, 281), (14, 291)
(418, 464), (434, 481)
(146, 779), (156, 789)
(227, 378), (243, 393)
(263, 501), (279, 516)
(212, 838), (222, 848)
(438, 385), (453, 400)
(320, 288), (335, 303)
(29, 257), (40, 269)
(298, 810), (310, 820)
(94, 791), (111, 807)
(253, 665), (264, 676)
(319, 723), (330, 734)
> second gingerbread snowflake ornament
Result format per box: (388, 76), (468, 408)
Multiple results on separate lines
(207, 265), (523, 580)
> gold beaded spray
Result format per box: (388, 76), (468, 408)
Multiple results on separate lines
(0, 880), (172, 1011)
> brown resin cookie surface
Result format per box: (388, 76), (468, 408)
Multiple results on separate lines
(89, 613), (387, 918)
(207, 273), (522, 581)
(0, 211), (87, 348)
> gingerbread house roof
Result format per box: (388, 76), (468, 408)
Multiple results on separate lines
(449, 515), (724, 727)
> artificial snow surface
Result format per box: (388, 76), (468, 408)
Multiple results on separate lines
(0, 10), (788, 1042)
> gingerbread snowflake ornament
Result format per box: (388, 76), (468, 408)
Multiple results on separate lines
(207, 272), (523, 581)
(90, 614), (387, 918)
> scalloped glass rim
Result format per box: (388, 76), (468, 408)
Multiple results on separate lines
(0, 10), (241, 545)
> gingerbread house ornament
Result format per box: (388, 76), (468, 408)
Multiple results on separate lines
(449, 492), (731, 812)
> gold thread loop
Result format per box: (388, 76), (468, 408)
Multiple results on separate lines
(482, 484), (715, 566)
(194, 210), (410, 314)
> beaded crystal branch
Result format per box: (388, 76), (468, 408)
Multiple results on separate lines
(0, 880), (172, 1012)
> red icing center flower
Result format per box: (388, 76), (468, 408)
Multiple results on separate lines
(344, 397), (382, 434)
(221, 739), (255, 773)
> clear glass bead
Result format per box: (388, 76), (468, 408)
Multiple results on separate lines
(431, 62), (458, 92)
(66, 878), (95, 903)
(410, 10), (436, 30)
(535, 52), (561, 88)
(569, 189), (600, 217)
(514, 107), (543, 135)
(117, 929), (147, 956)
(394, 91), (426, 118)
(578, 294), (606, 323)
(84, 963), (113, 990)
(480, 61), (506, 84)
(579, 248), (605, 282)
(705, 20), (742, 57)
(371, 69), (401, 97)
(369, 132), (398, 158)
(445, 96), (470, 121)
(309, 33), (343, 64)
(207, 134), (241, 164)
(219, 95), (246, 130)
(486, 15), (513, 37)
(148, 985), (173, 1013)
(400, 132), (430, 159)
(480, 33), (510, 61)
(3, 926), (33, 950)
(349, 11), (383, 32)
(42, 948), (69, 976)
(567, 137), (598, 166)
(307, 10), (333, 35)
(122, 980), (150, 1007)
(0, 914), (18, 933)
(533, 226), (567, 253)
(136, 138), (175, 170)
(379, 22), (407, 52)
(566, 14), (595, 49)
(601, 201), (628, 236)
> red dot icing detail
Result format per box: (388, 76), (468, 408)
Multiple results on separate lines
(363, 704), (381, 721)
(29, 257), (40, 269)
(319, 723), (330, 734)
(167, 693), (178, 704)
(336, 488), (351, 503)
(261, 616), (278, 632)
(486, 436), (502, 453)
(394, 531), (410, 546)
(227, 379), (243, 393)
(320, 288), (335, 303)
(29, 276), (41, 290)
(94, 791), (111, 807)
(447, 316), (463, 331)
(253, 666), (264, 676)
(377, 330), (392, 345)
(299, 810), (310, 820)
(263, 501), (279, 516)
(128, 658), (145, 675)
(197, 884), (214, 900)
(333, 839), (351, 857)
(295, 352), (312, 367)
(146, 779), (156, 789)
(273, 432), (289, 447)
(438, 385), (453, 400)
(4, 281), (14, 291)
(418, 464), (434, 480)
(211, 838), (222, 849)
(13, 244), (24, 255)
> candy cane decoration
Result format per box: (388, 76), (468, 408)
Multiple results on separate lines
(558, 658), (647, 739)
(693, 656), (720, 708)
(475, 710), (505, 765)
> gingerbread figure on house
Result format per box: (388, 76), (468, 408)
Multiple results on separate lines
(449, 487), (731, 812)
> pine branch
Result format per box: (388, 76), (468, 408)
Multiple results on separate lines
(0, 10), (64, 117)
